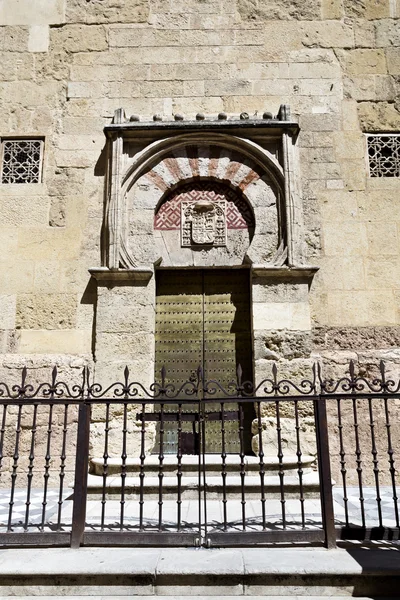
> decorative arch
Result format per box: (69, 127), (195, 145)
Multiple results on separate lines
(114, 138), (285, 269)
(102, 116), (308, 271)
(120, 133), (284, 197)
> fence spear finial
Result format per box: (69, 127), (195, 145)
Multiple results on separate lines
(312, 363), (317, 391)
(349, 360), (355, 380)
(21, 366), (27, 394)
(161, 365), (166, 389)
(272, 362), (277, 378)
(380, 360), (386, 384)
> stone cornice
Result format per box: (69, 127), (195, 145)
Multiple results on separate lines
(104, 118), (300, 138)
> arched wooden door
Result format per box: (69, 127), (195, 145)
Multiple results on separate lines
(154, 269), (254, 454)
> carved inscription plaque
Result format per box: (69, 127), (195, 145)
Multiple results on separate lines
(181, 198), (226, 247)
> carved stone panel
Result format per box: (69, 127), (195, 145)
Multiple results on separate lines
(154, 181), (254, 233)
(151, 179), (257, 266)
(181, 198), (226, 247)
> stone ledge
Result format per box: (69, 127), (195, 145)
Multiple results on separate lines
(90, 454), (317, 473)
(251, 265), (319, 279)
(89, 268), (153, 283)
(86, 471), (320, 498)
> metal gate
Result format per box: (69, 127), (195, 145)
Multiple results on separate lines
(0, 362), (399, 549)
(136, 385), (327, 548)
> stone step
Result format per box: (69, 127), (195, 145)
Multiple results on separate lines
(0, 548), (398, 597)
(0, 597), (389, 600)
(86, 470), (320, 499)
(89, 454), (316, 477)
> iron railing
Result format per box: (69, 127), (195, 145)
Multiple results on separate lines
(0, 362), (398, 548)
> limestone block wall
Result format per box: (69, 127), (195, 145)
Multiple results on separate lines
(0, 356), (86, 488)
(0, 0), (399, 477)
(94, 278), (156, 382)
(252, 278), (312, 363)
(0, 0), (399, 372)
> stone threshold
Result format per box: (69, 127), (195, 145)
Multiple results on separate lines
(89, 454), (316, 470)
(86, 470), (319, 490)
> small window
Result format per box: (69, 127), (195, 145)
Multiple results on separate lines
(0, 139), (44, 184)
(367, 133), (400, 178)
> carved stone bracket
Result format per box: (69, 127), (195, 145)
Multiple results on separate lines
(251, 265), (319, 279)
(89, 267), (153, 284)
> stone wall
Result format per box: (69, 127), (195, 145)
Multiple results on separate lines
(1, 0), (399, 370)
(0, 0), (400, 481)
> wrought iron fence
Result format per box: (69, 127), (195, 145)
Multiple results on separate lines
(0, 362), (398, 548)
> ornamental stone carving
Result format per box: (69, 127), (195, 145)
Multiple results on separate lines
(181, 199), (226, 247)
(152, 179), (255, 265)
(102, 113), (307, 271)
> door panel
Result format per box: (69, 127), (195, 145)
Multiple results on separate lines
(155, 271), (203, 387)
(203, 270), (252, 384)
(154, 269), (253, 454)
(202, 270), (253, 453)
(155, 272), (202, 454)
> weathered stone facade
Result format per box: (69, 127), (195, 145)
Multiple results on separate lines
(1, 0), (400, 480)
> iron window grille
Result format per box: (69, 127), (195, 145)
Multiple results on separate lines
(366, 133), (400, 177)
(0, 138), (44, 184)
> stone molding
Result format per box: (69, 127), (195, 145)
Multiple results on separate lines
(102, 109), (306, 274)
(103, 114), (299, 137)
(88, 265), (318, 287)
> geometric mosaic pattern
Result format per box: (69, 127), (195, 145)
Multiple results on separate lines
(367, 134), (400, 178)
(1, 139), (43, 184)
(154, 181), (254, 231)
(154, 195), (182, 230)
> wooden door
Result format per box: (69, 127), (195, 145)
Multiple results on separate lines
(155, 269), (253, 454)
